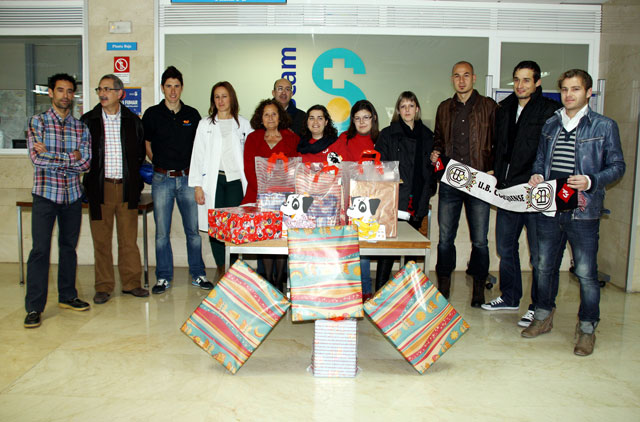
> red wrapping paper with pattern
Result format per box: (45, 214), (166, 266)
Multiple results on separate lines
(208, 206), (282, 244)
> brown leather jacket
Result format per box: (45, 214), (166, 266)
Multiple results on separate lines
(433, 90), (497, 172)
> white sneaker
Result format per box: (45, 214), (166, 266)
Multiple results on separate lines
(518, 310), (535, 327)
(480, 296), (519, 311)
(152, 279), (170, 294)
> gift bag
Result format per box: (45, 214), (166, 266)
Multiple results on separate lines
(181, 259), (291, 374)
(208, 206), (282, 244)
(343, 150), (400, 239)
(287, 225), (363, 321)
(256, 153), (302, 212)
(293, 163), (345, 227)
(310, 319), (358, 378)
(363, 261), (469, 374)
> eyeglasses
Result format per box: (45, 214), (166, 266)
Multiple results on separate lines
(353, 115), (372, 123)
(95, 87), (120, 93)
(275, 86), (292, 92)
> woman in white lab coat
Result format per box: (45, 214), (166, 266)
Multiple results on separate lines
(189, 81), (253, 279)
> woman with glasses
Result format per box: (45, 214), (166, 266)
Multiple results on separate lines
(374, 91), (435, 291)
(189, 81), (253, 281)
(297, 104), (339, 163)
(333, 99), (380, 299)
(241, 98), (300, 291)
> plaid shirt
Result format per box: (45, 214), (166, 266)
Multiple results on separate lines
(102, 108), (123, 178)
(28, 107), (91, 204)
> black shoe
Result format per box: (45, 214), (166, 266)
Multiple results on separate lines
(24, 311), (41, 328)
(152, 279), (170, 294)
(437, 275), (451, 299)
(59, 297), (90, 311)
(471, 278), (485, 308)
(93, 292), (112, 304)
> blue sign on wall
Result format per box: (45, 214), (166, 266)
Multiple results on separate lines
(107, 42), (138, 51)
(123, 88), (142, 116)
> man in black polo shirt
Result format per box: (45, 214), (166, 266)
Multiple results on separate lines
(143, 66), (212, 294)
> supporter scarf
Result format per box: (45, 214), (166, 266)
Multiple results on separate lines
(437, 159), (578, 215)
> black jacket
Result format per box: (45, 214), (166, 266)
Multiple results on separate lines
(81, 103), (146, 220)
(494, 87), (561, 188)
(376, 120), (435, 218)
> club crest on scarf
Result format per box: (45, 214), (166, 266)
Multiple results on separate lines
(525, 183), (555, 211)
(445, 163), (477, 192)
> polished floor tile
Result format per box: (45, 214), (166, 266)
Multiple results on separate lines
(1, 264), (639, 421)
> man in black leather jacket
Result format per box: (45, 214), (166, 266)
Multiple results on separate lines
(481, 61), (560, 328)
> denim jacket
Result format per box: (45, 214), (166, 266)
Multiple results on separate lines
(532, 107), (625, 220)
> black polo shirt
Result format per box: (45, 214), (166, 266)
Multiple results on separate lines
(142, 100), (201, 170)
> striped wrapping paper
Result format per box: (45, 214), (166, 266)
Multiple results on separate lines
(181, 259), (290, 374)
(311, 319), (358, 377)
(363, 261), (469, 374)
(287, 226), (364, 321)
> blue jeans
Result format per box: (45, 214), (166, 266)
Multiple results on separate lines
(152, 172), (205, 281)
(26, 195), (82, 312)
(536, 213), (600, 323)
(496, 209), (540, 309)
(436, 183), (490, 280)
(360, 256), (372, 294)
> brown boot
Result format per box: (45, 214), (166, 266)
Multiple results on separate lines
(574, 323), (596, 356)
(471, 278), (485, 308)
(437, 275), (451, 299)
(521, 309), (555, 338)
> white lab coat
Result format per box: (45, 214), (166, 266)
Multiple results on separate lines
(189, 115), (253, 231)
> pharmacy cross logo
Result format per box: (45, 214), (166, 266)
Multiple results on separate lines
(312, 48), (367, 132)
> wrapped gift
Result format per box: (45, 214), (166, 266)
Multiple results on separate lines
(181, 259), (291, 374)
(294, 163), (345, 227)
(311, 319), (358, 378)
(208, 206), (282, 244)
(287, 225), (363, 321)
(363, 261), (469, 373)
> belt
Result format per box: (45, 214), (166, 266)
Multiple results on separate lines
(155, 167), (190, 177)
(104, 178), (123, 184)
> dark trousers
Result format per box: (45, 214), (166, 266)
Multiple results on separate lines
(210, 174), (244, 267)
(25, 195), (82, 312)
(436, 183), (490, 280)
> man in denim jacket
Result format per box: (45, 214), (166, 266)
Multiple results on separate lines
(522, 69), (625, 356)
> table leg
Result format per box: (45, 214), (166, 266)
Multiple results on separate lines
(143, 209), (149, 288)
(17, 205), (24, 285)
(224, 245), (230, 271)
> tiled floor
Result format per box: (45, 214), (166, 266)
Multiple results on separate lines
(1, 263), (639, 421)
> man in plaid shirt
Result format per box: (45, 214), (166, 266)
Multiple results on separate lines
(24, 73), (92, 329)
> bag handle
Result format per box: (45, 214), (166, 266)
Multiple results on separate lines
(357, 149), (384, 175)
(357, 149), (381, 165)
(312, 165), (340, 183)
(267, 152), (289, 173)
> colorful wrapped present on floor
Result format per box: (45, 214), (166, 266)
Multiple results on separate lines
(181, 259), (291, 374)
(311, 319), (358, 377)
(287, 225), (364, 321)
(208, 206), (282, 244)
(363, 261), (469, 373)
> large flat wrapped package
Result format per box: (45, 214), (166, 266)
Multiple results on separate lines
(181, 260), (290, 374)
(287, 225), (364, 321)
(311, 319), (358, 378)
(363, 261), (469, 373)
(208, 206), (282, 244)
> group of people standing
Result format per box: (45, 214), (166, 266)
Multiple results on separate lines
(24, 60), (625, 358)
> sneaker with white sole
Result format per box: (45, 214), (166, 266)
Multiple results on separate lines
(152, 279), (170, 294)
(480, 296), (519, 311)
(518, 309), (535, 327)
(192, 275), (213, 290)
